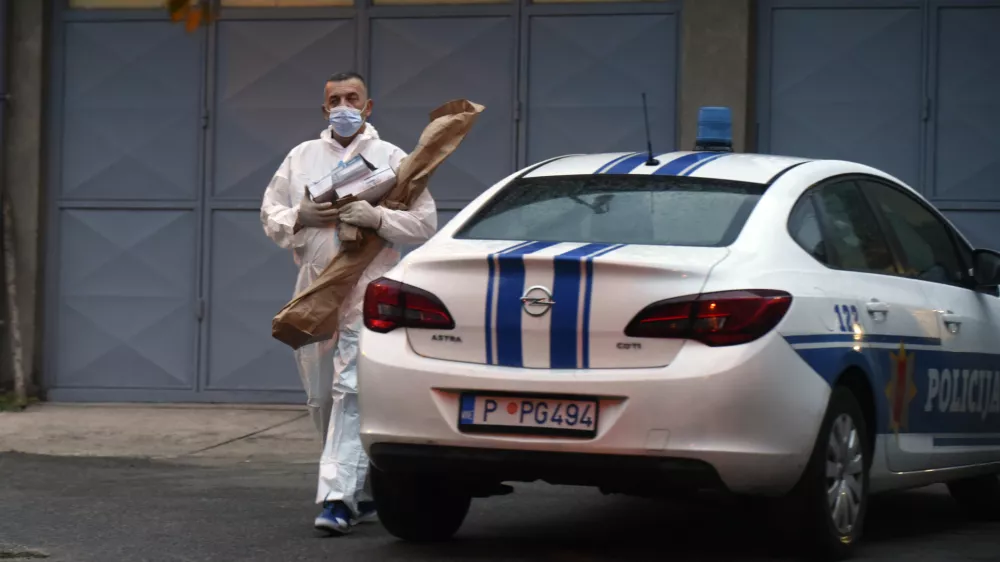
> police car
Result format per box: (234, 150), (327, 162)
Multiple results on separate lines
(357, 107), (1000, 558)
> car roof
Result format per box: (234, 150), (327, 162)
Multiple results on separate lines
(524, 151), (812, 185)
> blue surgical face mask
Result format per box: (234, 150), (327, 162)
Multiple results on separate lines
(328, 102), (368, 138)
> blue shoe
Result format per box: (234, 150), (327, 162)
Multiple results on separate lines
(314, 501), (352, 536)
(353, 501), (378, 525)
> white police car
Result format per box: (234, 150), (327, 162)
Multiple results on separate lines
(357, 108), (1000, 559)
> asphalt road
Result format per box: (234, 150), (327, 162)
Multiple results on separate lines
(1, 453), (998, 562)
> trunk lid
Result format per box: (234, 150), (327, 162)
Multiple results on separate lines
(403, 240), (729, 369)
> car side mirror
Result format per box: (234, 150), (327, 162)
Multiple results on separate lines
(972, 249), (1000, 288)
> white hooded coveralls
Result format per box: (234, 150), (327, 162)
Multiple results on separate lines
(260, 124), (437, 513)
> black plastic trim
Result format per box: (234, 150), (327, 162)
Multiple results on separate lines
(765, 160), (811, 186)
(368, 443), (728, 493)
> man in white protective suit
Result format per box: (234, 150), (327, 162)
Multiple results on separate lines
(260, 71), (437, 535)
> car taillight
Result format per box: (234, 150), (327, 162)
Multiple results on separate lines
(624, 290), (792, 346)
(363, 278), (455, 334)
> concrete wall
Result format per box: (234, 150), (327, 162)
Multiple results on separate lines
(679, 0), (754, 152)
(1, 0), (45, 396)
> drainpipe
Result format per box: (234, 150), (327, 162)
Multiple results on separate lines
(0, 0), (23, 408)
(2, 190), (23, 408)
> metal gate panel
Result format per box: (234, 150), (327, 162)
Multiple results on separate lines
(50, 16), (203, 400)
(525, 14), (677, 164)
(212, 19), (356, 200)
(55, 209), (198, 390)
(760, 4), (923, 188)
(929, 5), (1000, 202)
(203, 18), (356, 395)
(369, 16), (515, 212)
(60, 22), (202, 201)
(205, 211), (298, 391)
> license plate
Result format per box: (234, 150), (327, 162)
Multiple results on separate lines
(458, 394), (599, 437)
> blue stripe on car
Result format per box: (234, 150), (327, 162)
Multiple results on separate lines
(934, 436), (1000, 447)
(484, 241), (535, 365)
(601, 153), (649, 175)
(783, 334), (1000, 437)
(493, 241), (559, 367)
(581, 244), (626, 368)
(681, 153), (729, 175)
(550, 244), (614, 369)
(594, 153), (636, 174)
(653, 152), (725, 176)
(785, 334), (943, 347)
(485, 256), (495, 365)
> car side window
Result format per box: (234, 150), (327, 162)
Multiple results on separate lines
(812, 181), (898, 275)
(861, 181), (965, 286)
(788, 195), (829, 264)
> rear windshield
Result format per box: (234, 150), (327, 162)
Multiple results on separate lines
(455, 175), (767, 247)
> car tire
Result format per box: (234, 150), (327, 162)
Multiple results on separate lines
(370, 464), (472, 542)
(787, 386), (871, 561)
(948, 473), (1000, 521)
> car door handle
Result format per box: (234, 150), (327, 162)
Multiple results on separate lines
(941, 310), (962, 334)
(866, 300), (889, 315)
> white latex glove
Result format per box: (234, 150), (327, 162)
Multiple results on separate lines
(338, 200), (382, 229)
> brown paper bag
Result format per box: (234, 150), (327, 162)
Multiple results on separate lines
(272, 99), (486, 349)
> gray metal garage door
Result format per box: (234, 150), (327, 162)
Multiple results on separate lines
(524, 12), (676, 164)
(46, 0), (679, 403)
(49, 16), (205, 401)
(926, 1), (1000, 248)
(757, 0), (1000, 251)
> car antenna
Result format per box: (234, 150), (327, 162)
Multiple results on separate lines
(642, 93), (659, 166)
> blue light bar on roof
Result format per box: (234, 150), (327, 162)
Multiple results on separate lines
(695, 106), (733, 152)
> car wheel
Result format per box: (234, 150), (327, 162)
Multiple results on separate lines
(789, 386), (870, 561)
(948, 473), (1000, 521)
(370, 463), (471, 542)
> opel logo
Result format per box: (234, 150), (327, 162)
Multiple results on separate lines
(521, 286), (555, 317)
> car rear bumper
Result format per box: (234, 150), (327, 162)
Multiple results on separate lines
(358, 330), (831, 496)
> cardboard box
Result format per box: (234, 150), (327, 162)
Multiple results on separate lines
(307, 154), (374, 204)
(334, 166), (397, 204)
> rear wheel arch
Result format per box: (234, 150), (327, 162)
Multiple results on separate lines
(832, 367), (877, 462)
(778, 384), (871, 558)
